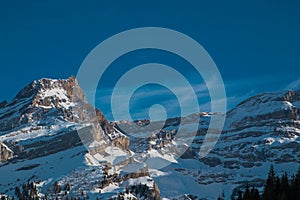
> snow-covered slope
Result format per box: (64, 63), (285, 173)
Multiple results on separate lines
(0, 77), (159, 200)
(0, 77), (300, 200)
(116, 90), (300, 199)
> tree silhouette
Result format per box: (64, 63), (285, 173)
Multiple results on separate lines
(236, 166), (300, 200)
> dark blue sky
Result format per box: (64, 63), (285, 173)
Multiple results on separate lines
(0, 0), (300, 119)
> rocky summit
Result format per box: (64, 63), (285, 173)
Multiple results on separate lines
(0, 77), (299, 200)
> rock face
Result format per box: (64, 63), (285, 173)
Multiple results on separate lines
(0, 76), (113, 132)
(0, 142), (13, 162)
(1, 76), (300, 199)
(0, 76), (128, 161)
(158, 90), (300, 167)
(115, 90), (300, 198)
(0, 76), (78, 131)
(226, 90), (299, 130)
(214, 90), (300, 167)
(0, 76), (146, 200)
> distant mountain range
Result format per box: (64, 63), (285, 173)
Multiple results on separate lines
(0, 76), (299, 200)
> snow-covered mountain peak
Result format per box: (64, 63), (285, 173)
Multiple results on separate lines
(235, 90), (300, 109)
(13, 76), (86, 109)
(225, 90), (299, 130)
(0, 76), (91, 132)
(1, 76), (300, 199)
(0, 76), (123, 159)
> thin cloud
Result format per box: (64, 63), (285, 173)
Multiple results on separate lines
(92, 83), (210, 121)
(285, 78), (300, 90)
(199, 90), (255, 112)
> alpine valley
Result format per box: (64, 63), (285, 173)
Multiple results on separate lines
(0, 76), (299, 200)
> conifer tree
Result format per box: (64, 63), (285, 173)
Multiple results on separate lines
(243, 184), (250, 200)
(279, 172), (289, 199)
(262, 165), (276, 200)
(237, 190), (243, 200)
(250, 186), (260, 200)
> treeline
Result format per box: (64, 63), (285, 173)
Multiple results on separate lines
(0, 181), (85, 200)
(233, 165), (300, 200)
(113, 183), (160, 200)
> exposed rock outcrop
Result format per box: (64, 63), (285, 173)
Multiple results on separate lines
(0, 142), (13, 162)
(0, 76), (128, 162)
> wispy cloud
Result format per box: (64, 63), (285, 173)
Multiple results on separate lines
(196, 90), (255, 112)
(89, 76), (269, 121)
(285, 78), (300, 90)
(94, 83), (210, 121)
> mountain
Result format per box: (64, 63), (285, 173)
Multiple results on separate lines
(0, 77), (158, 200)
(0, 76), (116, 161)
(0, 77), (299, 200)
(116, 90), (300, 199)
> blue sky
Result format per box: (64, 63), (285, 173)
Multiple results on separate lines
(0, 1), (300, 120)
